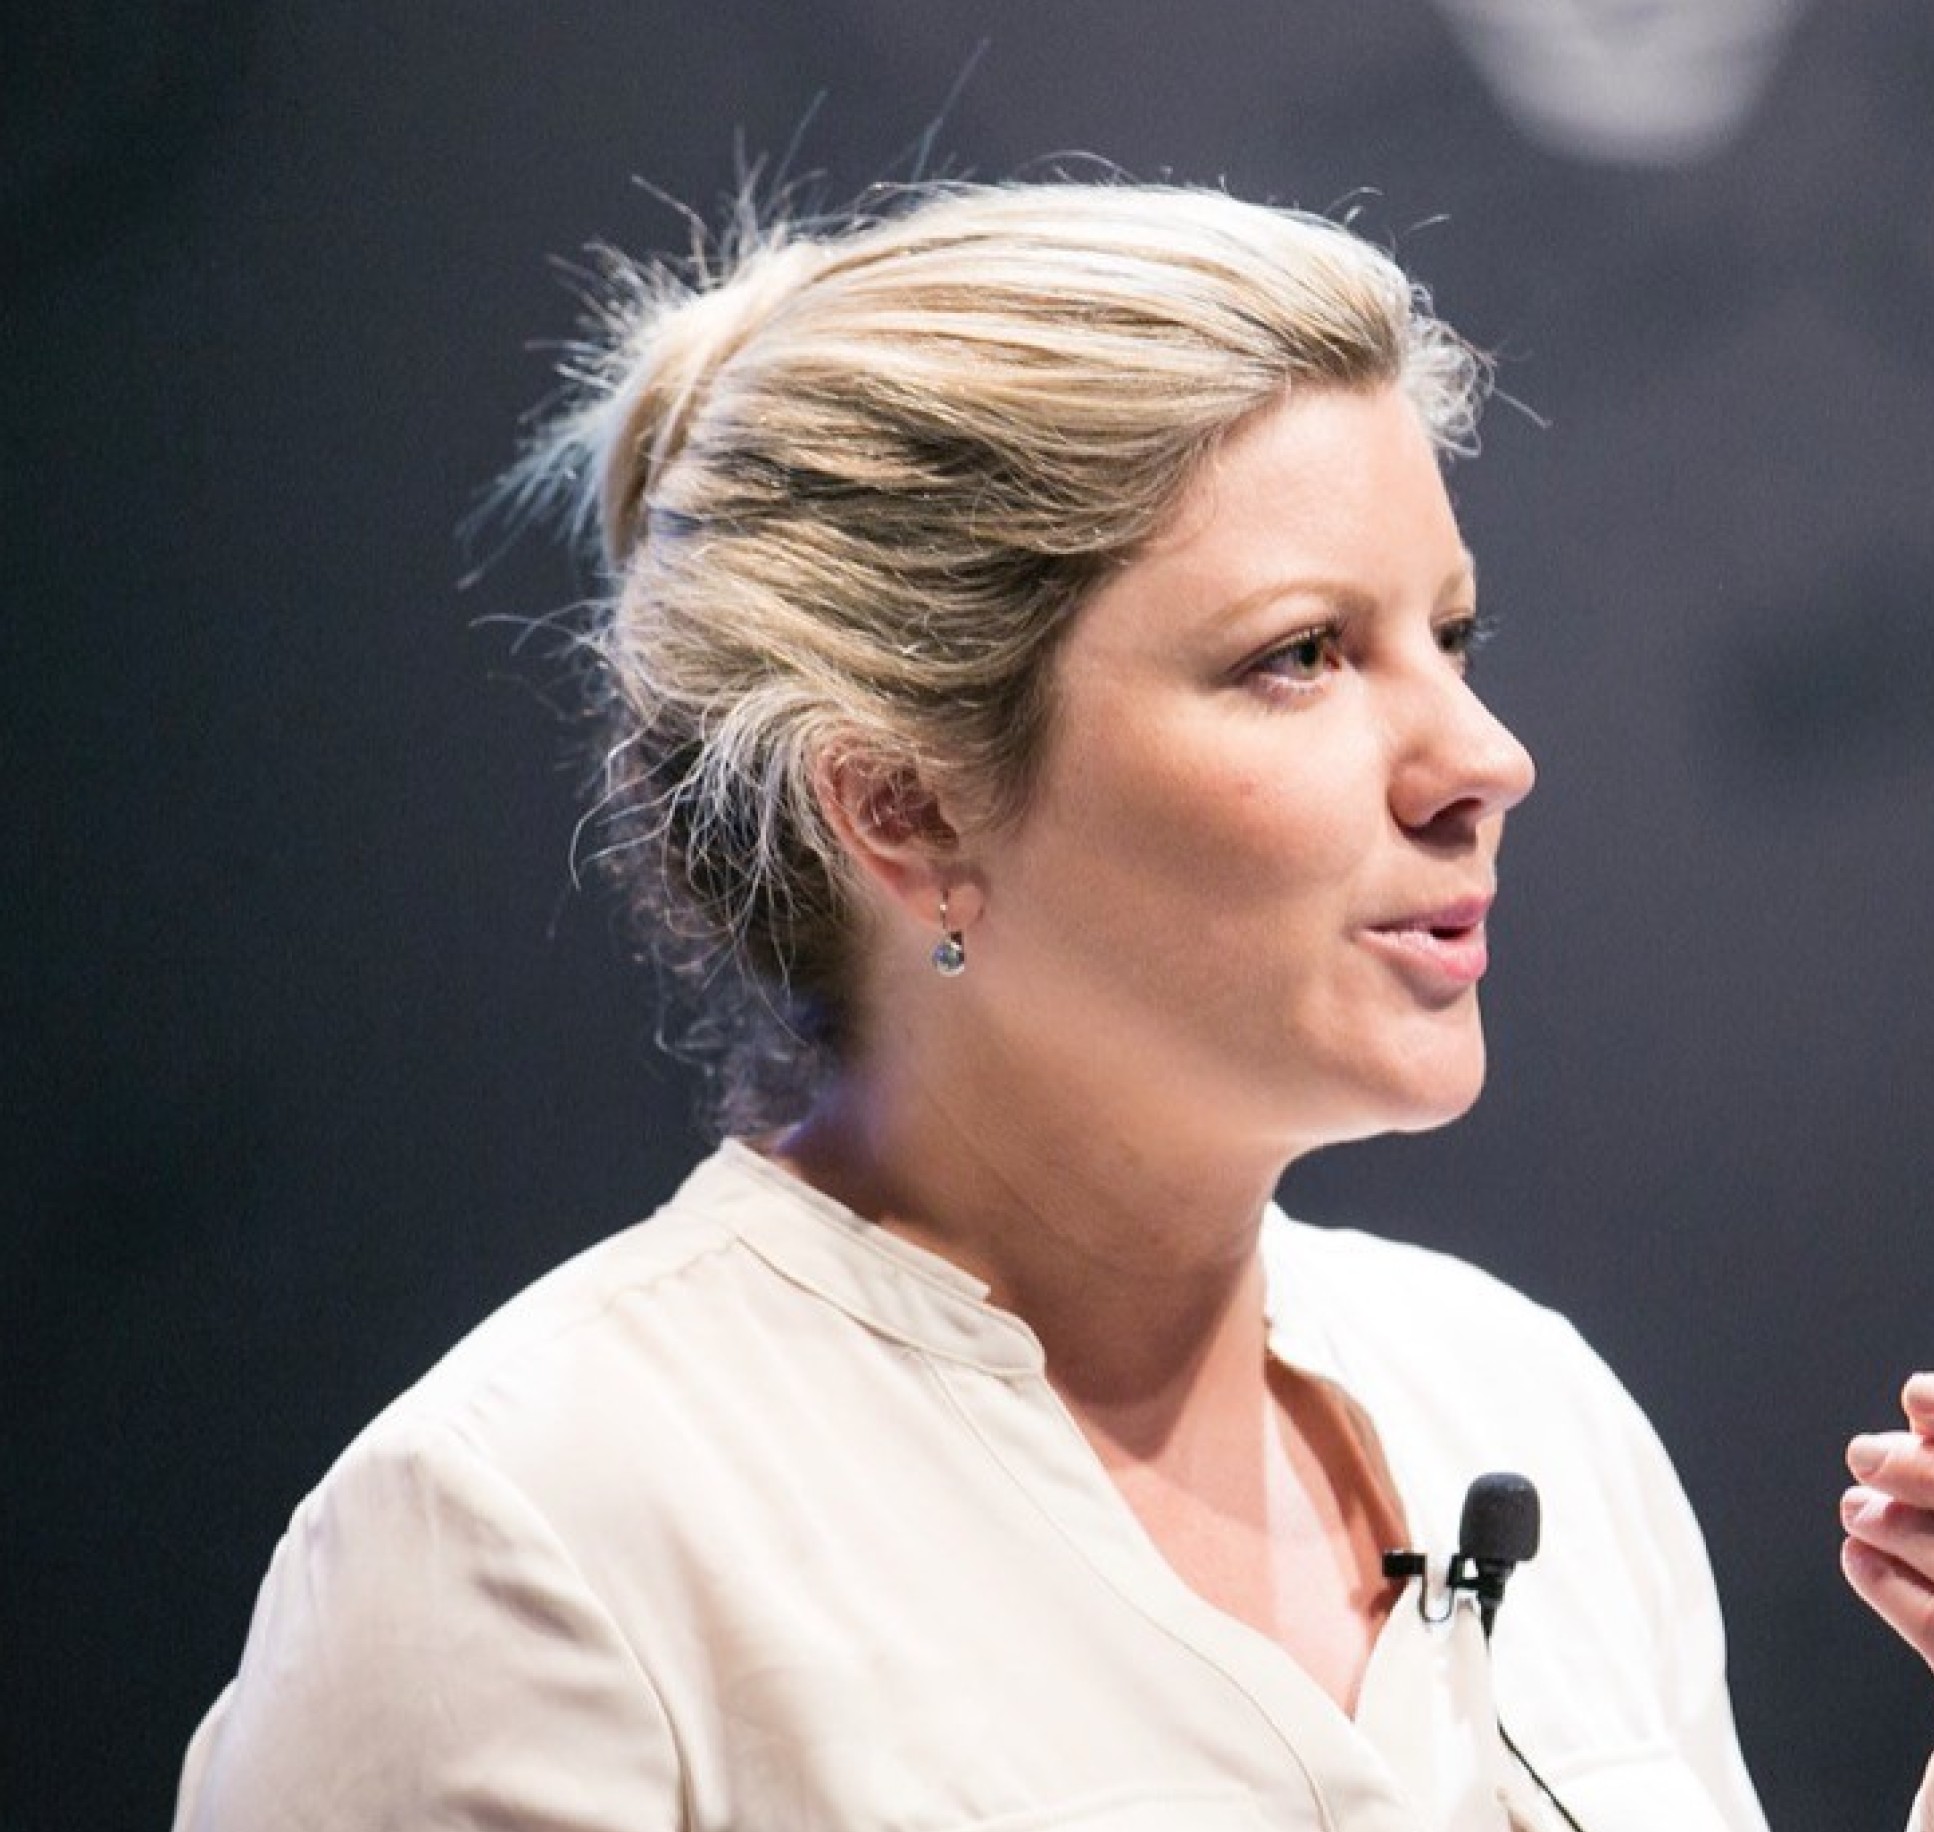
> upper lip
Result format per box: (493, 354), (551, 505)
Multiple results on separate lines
(1366, 893), (1494, 937)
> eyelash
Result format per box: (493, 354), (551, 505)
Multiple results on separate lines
(1247, 613), (1495, 697)
(1438, 613), (1494, 671)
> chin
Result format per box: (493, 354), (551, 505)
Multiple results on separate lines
(1227, 1011), (1493, 1155)
(1388, 1085), (1486, 1136)
(1328, 1037), (1491, 1145)
(1260, 1062), (1487, 1162)
(1389, 1042), (1491, 1134)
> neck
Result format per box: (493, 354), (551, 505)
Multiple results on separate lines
(771, 1016), (1403, 1716)
(773, 1030), (1292, 1411)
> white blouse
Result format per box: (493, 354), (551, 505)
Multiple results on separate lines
(176, 1142), (1789, 1830)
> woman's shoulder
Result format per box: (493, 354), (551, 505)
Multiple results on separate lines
(1262, 1206), (1587, 1358)
(380, 1157), (740, 1407)
(1257, 1205), (1657, 1476)
(308, 1146), (831, 1514)
(302, 1138), (1017, 1567)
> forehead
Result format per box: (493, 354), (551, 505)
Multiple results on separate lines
(1088, 383), (1469, 633)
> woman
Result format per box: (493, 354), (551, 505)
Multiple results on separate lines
(174, 181), (1934, 1831)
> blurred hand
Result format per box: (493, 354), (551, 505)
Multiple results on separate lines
(1842, 1372), (1934, 1830)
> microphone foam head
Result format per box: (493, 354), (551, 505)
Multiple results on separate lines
(1459, 1471), (1541, 1565)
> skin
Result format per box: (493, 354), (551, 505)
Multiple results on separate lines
(786, 381), (1532, 1710)
(783, 379), (1934, 1746)
(1843, 1375), (1934, 1819)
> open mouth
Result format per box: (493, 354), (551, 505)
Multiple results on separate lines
(1364, 903), (1492, 986)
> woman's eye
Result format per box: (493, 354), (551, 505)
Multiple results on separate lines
(1252, 626), (1342, 688)
(1435, 613), (1493, 675)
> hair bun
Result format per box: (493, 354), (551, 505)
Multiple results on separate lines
(595, 236), (826, 565)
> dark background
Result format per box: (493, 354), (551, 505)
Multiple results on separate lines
(6, 3), (1933, 1827)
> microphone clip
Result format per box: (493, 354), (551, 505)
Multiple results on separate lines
(1380, 1470), (1543, 1634)
(1379, 1547), (1458, 1624)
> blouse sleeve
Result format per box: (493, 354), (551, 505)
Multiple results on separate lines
(1492, 1308), (1773, 1832)
(172, 1418), (685, 1831)
(1619, 1382), (1769, 1831)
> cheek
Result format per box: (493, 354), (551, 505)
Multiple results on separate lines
(1080, 752), (1369, 919)
(1195, 737), (1370, 856)
(1015, 690), (1388, 918)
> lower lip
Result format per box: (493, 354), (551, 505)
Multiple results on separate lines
(1361, 923), (1490, 989)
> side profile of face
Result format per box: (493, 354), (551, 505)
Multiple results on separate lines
(959, 382), (1536, 1161)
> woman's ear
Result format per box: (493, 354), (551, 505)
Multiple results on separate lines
(811, 747), (980, 933)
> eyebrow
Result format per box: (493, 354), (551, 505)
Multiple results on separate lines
(1214, 551), (1479, 625)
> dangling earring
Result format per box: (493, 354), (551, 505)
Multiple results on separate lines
(930, 890), (967, 977)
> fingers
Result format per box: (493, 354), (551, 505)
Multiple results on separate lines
(1843, 1482), (1934, 1564)
(1849, 1371), (1934, 1507)
(1848, 1431), (1934, 1511)
(1844, 1376), (1934, 1672)
(1841, 1526), (1934, 1666)
(1904, 1371), (1934, 1440)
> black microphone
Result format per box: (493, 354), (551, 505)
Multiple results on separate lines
(1454, 1471), (1541, 1640)
(1452, 1474), (1587, 1830)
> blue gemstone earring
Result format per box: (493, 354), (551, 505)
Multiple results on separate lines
(930, 890), (966, 977)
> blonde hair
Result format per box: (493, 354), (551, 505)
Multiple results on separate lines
(519, 182), (1487, 1130)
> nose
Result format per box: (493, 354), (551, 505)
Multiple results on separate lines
(1388, 673), (1537, 841)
